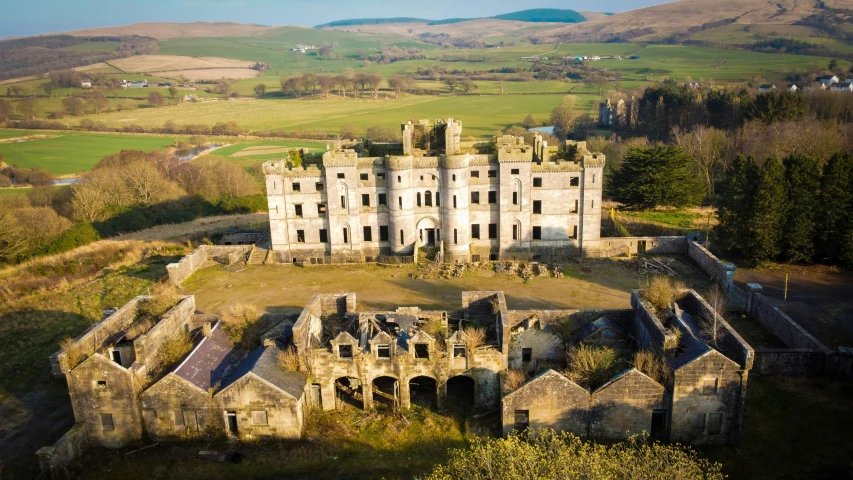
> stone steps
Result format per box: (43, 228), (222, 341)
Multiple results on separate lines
(247, 247), (268, 265)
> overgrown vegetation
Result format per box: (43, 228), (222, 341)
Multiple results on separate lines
(561, 344), (626, 390)
(632, 349), (673, 387)
(461, 327), (487, 351)
(427, 430), (725, 480)
(221, 303), (263, 351)
(640, 276), (685, 316)
(152, 331), (193, 376)
(500, 369), (527, 394)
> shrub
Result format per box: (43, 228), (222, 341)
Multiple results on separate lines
(43, 222), (101, 255)
(421, 317), (447, 349)
(562, 343), (623, 390)
(138, 284), (180, 320)
(278, 346), (302, 372)
(462, 327), (486, 351)
(155, 331), (193, 373)
(427, 430), (725, 480)
(221, 303), (262, 350)
(501, 369), (527, 394)
(633, 349), (673, 386)
(218, 194), (267, 213)
(60, 337), (86, 370)
(640, 276), (684, 316)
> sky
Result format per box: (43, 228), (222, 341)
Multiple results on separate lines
(1, 0), (671, 38)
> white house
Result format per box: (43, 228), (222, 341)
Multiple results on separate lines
(831, 81), (853, 92)
(817, 75), (840, 87)
(80, 80), (92, 88)
(787, 84), (798, 92)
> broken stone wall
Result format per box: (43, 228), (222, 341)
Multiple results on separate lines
(133, 296), (197, 369)
(139, 374), (225, 441)
(589, 369), (666, 439)
(215, 376), (305, 440)
(501, 373), (589, 437)
(166, 245), (252, 286)
(36, 424), (90, 477)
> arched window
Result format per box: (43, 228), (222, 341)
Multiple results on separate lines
(435, 191), (440, 206)
(417, 192), (422, 207)
(425, 191), (432, 207)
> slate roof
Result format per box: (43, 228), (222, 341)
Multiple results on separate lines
(174, 322), (235, 391)
(571, 316), (625, 342)
(666, 332), (712, 370)
(223, 345), (307, 399)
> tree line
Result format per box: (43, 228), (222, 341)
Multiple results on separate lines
(717, 153), (853, 266)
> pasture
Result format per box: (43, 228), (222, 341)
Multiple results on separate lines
(69, 93), (588, 138)
(0, 132), (179, 174)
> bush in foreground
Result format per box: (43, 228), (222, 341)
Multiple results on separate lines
(427, 430), (725, 480)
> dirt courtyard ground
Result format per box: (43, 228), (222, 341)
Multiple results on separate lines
(735, 265), (853, 349)
(184, 259), (657, 315)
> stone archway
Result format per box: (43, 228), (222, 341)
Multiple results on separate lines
(417, 216), (441, 247)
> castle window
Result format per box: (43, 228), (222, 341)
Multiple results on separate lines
(453, 195), (457, 209)
(101, 413), (115, 431)
(593, 174), (596, 184)
(363, 226), (372, 242)
(471, 192), (480, 204)
(337, 172), (345, 179)
(340, 195), (346, 209)
(295, 204), (303, 218)
(399, 230), (404, 245)
(591, 200), (595, 209)
(319, 229), (328, 243)
(414, 343), (429, 359)
(420, 175), (424, 180)
(572, 226), (578, 239)
(380, 226), (389, 241)
(398, 175), (402, 183)
(533, 200), (541, 214)
(318, 203), (327, 216)
(453, 344), (467, 357)
(425, 191), (432, 207)
(338, 344), (353, 358)
(512, 224), (518, 240)
(570, 177), (579, 187)
(471, 171), (479, 178)
(174, 410), (185, 430)
(702, 378), (718, 395)
(252, 410), (269, 426)
(376, 344), (391, 359)
(377, 173), (385, 180)
(398, 197), (402, 209)
(342, 228), (348, 244)
(452, 174), (456, 181)
(692, 413), (706, 431)
(488, 223), (497, 239)
(522, 348), (532, 362)
(316, 182), (324, 191)
(511, 168), (519, 175)
(532, 226), (541, 240)
(435, 191), (440, 206)
(512, 191), (518, 205)
(488, 170), (496, 178)
(292, 182), (301, 192)
(417, 192), (422, 207)
(97, 380), (107, 389)
(488, 191), (496, 204)
(471, 224), (480, 239)
(378, 193), (387, 205)
(360, 173), (368, 181)
(361, 194), (370, 206)
(707, 413), (723, 435)
(296, 230), (305, 243)
(533, 177), (542, 188)
(572, 200), (578, 213)
(454, 229), (458, 244)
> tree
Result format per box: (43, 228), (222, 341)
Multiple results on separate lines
(427, 431), (724, 480)
(215, 79), (232, 96)
(365, 74), (381, 98)
(611, 145), (706, 209)
(522, 114), (536, 129)
(168, 86), (179, 99)
(62, 96), (86, 116)
(339, 124), (358, 139)
(88, 90), (109, 113)
(318, 75), (336, 98)
(42, 82), (57, 98)
(388, 75), (406, 97)
(443, 77), (459, 94)
(365, 125), (400, 142)
(335, 75), (352, 97)
(829, 59), (839, 70)
(147, 91), (165, 108)
(460, 78), (477, 94)
(744, 91), (808, 124)
(16, 98), (36, 119)
(253, 83), (267, 97)
(743, 157), (786, 260)
(0, 99), (13, 122)
(549, 95), (579, 140)
(817, 153), (853, 265)
(782, 155), (820, 262)
(716, 155), (758, 252)
(300, 73), (317, 96)
(672, 125), (726, 194)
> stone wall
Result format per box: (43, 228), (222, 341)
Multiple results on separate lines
(589, 369), (666, 439)
(216, 376), (306, 440)
(50, 297), (144, 378)
(36, 424), (90, 476)
(166, 245), (252, 286)
(679, 291), (754, 369)
(630, 290), (675, 350)
(688, 241), (735, 282)
(749, 293), (831, 352)
(133, 296), (197, 368)
(754, 349), (826, 375)
(588, 236), (687, 257)
(502, 370), (589, 437)
(139, 374), (225, 441)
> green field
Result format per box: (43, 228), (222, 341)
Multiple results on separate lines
(68, 93), (587, 138)
(0, 132), (179, 174)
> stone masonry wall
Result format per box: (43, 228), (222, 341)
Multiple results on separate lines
(36, 424), (90, 476)
(216, 376), (305, 440)
(754, 349), (826, 375)
(139, 374), (225, 441)
(501, 371), (589, 437)
(166, 245), (252, 286)
(589, 369), (666, 439)
(133, 296), (197, 368)
(750, 294), (831, 352)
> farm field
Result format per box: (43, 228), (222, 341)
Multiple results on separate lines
(69, 93), (588, 137)
(0, 131), (179, 174)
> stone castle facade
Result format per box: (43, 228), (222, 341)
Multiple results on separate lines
(263, 119), (606, 264)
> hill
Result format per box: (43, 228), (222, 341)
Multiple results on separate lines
(63, 22), (285, 40)
(316, 8), (586, 28)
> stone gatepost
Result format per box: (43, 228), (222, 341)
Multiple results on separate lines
(746, 283), (763, 314)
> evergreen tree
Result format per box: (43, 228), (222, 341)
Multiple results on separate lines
(716, 156), (756, 252)
(818, 153), (853, 265)
(611, 145), (706, 209)
(743, 158), (786, 261)
(782, 155), (820, 263)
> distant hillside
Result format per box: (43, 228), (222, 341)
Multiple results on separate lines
(63, 22), (283, 40)
(492, 8), (585, 23)
(315, 8), (586, 28)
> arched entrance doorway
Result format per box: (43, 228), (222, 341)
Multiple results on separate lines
(416, 216), (440, 247)
(335, 377), (363, 409)
(408, 376), (438, 409)
(446, 375), (476, 415)
(372, 376), (400, 411)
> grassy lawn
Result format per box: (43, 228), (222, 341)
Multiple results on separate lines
(0, 131), (180, 174)
(620, 210), (709, 230)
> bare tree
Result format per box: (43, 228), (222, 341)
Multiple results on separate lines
(673, 125), (726, 195)
(318, 75), (336, 98)
(0, 99), (13, 122)
(704, 284), (727, 347)
(16, 98), (36, 119)
(147, 91), (165, 108)
(335, 75), (352, 97)
(42, 82), (57, 98)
